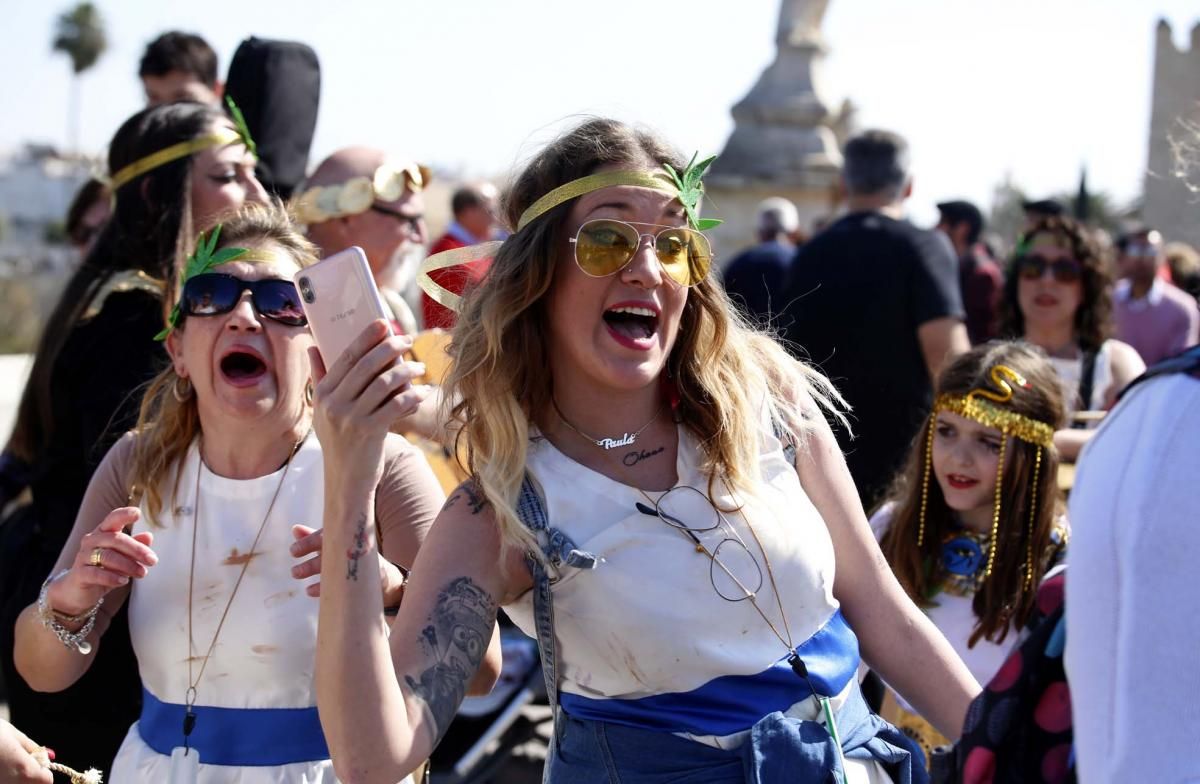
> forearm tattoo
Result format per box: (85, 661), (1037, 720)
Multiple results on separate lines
(404, 577), (497, 742)
(346, 513), (368, 581)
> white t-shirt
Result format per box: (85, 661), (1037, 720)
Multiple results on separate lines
(1066, 372), (1200, 782)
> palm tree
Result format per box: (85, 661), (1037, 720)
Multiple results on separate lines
(52, 2), (107, 153)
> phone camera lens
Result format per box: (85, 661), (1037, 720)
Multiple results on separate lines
(298, 277), (315, 304)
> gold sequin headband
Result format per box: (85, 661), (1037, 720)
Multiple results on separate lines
(417, 159), (721, 314)
(293, 161), (431, 225)
(918, 364), (1054, 589)
(109, 127), (244, 190)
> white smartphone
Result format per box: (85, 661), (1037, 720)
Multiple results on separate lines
(294, 246), (393, 368)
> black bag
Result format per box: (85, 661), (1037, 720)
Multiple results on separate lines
(224, 36), (321, 199)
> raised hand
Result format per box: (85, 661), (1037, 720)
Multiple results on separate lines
(47, 507), (157, 618)
(308, 320), (429, 492)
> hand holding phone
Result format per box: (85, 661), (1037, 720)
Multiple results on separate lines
(294, 246), (393, 366)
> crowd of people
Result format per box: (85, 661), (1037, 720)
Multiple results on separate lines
(0, 25), (1197, 784)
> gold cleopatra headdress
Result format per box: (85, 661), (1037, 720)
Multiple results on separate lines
(417, 153), (722, 313)
(918, 364), (1055, 589)
(292, 161), (432, 225)
(108, 97), (257, 191)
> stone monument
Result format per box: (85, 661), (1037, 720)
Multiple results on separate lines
(705, 0), (852, 264)
(1144, 19), (1200, 248)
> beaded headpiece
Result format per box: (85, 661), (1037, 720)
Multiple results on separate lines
(918, 364), (1054, 589)
(417, 153), (722, 313)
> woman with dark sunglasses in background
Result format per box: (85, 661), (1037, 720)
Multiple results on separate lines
(13, 204), (466, 782)
(999, 216), (1144, 461)
(312, 118), (981, 783)
(0, 100), (268, 776)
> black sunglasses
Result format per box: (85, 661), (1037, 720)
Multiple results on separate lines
(1016, 254), (1082, 284)
(179, 273), (307, 327)
(370, 204), (424, 234)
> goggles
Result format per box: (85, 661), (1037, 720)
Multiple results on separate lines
(569, 218), (712, 287)
(178, 273), (307, 328)
(294, 161), (432, 225)
(1016, 254), (1082, 284)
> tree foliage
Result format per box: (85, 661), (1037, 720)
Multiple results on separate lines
(52, 2), (107, 75)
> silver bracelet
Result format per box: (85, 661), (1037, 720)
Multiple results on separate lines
(37, 569), (103, 655)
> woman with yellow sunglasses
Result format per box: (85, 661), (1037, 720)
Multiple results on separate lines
(312, 118), (980, 782)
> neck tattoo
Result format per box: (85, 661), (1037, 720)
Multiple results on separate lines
(553, 398), (665, 451)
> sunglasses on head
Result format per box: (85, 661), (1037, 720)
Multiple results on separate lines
(568, 219), (712, 287)
(1016, 254), (1082, 284)
(179, 273), (307, 327)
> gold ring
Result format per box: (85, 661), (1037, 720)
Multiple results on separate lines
(89, 548), (104, 568)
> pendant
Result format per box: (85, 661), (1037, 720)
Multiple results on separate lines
(169, 746), (199, 784)
(75, 639), (92, 655)
(596, 433), (636, 450)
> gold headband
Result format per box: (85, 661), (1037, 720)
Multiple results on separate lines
(418, 164), (720, 314)
(293, 161), (431, 225)
(109, 128), (245, 190)
(917, 364), (1053, 589)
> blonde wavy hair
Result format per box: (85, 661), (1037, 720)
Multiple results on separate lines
(444, 118), (846, 559)
(130, 201), (318, 525)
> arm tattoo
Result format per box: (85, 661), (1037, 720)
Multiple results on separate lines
(443, 480), (488, 515)
(346, 513), (368, 581)
(404, 577), (497, 741)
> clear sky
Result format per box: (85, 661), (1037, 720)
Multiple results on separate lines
(2, 0), (1197, 226)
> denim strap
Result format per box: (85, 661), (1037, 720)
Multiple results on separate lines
(515, 473), (599, 744)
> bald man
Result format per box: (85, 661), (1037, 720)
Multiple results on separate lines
(299, 147), (429, 334)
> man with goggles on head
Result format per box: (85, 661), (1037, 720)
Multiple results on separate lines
(1113, 226), (1200, 366)
(297, 147), (431, 335)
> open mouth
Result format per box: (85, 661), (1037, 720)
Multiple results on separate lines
(219, 348), (268, 386)
(1033, 293), (1059, 307)
(946, 474), (979, 490)
(603, 304), (660, 347)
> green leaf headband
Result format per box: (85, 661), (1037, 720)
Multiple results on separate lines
(420, 152), (723, 312)
(108, 98), (258, 190)
(154, 225), (278, 340)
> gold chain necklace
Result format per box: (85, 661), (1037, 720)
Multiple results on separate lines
(181, 433), (306, 750)
(553, 398), (665, 451)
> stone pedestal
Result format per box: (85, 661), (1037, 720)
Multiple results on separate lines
(706, 0), (849, 264)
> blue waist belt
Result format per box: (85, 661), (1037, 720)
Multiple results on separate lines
(138, 688), (330, 767)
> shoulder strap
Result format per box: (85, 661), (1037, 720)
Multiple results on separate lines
(1072, 349), (1100, 430)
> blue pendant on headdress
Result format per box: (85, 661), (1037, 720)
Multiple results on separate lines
(942, 535), (986, 576)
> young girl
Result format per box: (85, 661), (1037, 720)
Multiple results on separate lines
(872, 341), (1069, 758)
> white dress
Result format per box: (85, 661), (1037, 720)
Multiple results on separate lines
(110, 438), (338, 782)
(504, 425), (892, 783)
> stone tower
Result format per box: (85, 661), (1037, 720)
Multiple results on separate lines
(705, 0), (851, 263)
(1144, 19), (1200, 248)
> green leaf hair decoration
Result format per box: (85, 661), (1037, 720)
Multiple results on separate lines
(224, 96), (258, 158)
(662, 152), (723, 232)
(154, 225), (249, 341)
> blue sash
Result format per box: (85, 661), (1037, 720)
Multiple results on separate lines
(137, 688), (330, 766)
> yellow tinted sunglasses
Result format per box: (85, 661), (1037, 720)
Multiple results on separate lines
(569, 219), (713, 287)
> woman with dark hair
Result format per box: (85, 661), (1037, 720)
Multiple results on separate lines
(870, 341), (1068, 759)
(311, 118), (979, 782)
(998, 216), (1144, 460)
(0, 100), (265, 774)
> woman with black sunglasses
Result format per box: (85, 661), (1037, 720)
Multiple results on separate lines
(0, 100), (268, 776)
(999, 216), (1144, 460)
(12, 203), (466, 782)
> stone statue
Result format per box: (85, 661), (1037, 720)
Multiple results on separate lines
(777, 0), (829, 47)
